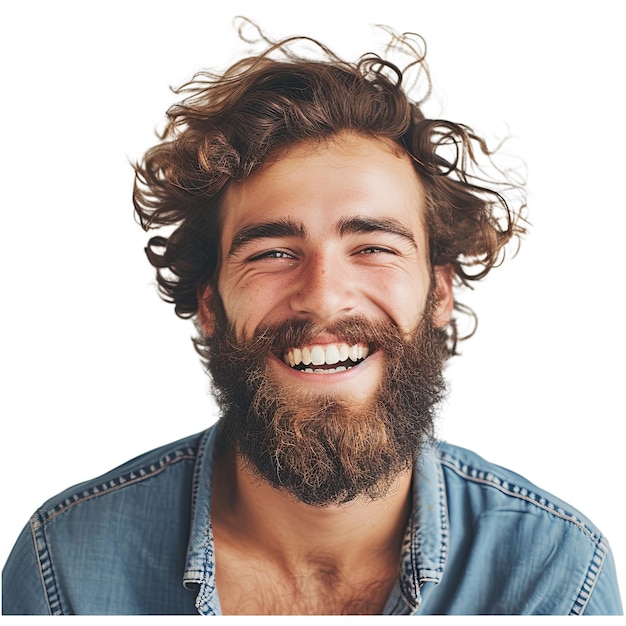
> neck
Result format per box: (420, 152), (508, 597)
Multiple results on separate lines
(211, 451), (412, 570)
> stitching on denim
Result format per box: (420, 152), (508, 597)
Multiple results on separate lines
(413, 454), (449, 580)
(183, 428), (215, 593)
(438, 452), (601, 543)
(435, 457), (450, 574)
(39, 447), (197, 523)
(189, 432), (210, 537)
(400, 500), (418, 609)
(29, 516), (59, 615)
(32, 510), (67, 614)
(438, 450), (612, 614)
(28, 445), (198, 615)
(570, 544), (607, 615)
(396, 453), (449, 613)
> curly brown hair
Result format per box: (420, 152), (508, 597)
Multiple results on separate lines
(133, 21), (526, 355)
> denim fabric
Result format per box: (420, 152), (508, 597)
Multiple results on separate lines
(3, 425), (622, 615)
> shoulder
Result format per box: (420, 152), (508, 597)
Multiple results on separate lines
(33, 429), (208, 527)
(37, 431), (206, 521)
(3, 429), (213, 615)
(433, 440), (605, 546)
(426, 441), (622, 615)
(435, 442), (595, 523)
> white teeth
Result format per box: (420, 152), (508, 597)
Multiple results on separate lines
(293, 348), (302, 365)
(283, 343), (370, 370)
(305, 365), (351, 374)
(311, 345), (325, 366)
(325, 345), (340, 365)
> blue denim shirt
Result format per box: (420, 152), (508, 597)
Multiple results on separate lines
(3, 425), (622, 615)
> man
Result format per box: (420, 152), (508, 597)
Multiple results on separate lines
(3, 26), (622, 615)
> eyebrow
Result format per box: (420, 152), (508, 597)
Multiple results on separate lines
(227, 214), (418, 257)
(336, 216), (418, 250)
(228, 218), (306, 257)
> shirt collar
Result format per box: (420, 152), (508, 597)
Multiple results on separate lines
(183, 427), (449, 614)
(183, 426), (221, 615)
(397, 444), (449, 610)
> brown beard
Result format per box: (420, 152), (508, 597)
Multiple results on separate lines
(200, 296), (449, 507)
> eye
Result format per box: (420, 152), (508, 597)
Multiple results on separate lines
(248, 249), (296, 261)
(356, 245), (396, 255)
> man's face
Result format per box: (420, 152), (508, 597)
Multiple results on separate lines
(200, 131), (453, 505)
(212, 132), (452, 399)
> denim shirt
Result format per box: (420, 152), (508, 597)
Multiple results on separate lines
(3, 425), (622, 615)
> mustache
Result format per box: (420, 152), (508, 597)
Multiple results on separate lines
(221, 315), (409, 360)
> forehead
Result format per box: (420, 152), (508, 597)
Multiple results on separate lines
(219, 132), (428, 245)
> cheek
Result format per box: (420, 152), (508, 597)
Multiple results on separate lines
(365, 272), (431, 333)
(219, 278), (286, 340)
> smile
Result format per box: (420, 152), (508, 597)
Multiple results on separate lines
(283, 343), (370, 374)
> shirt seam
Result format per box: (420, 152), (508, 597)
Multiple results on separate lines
(570, 543), (608, 615)
(188, 429), (213, 549)
(27, 447), (199, 615)
(185, 427), (219, 614)
(34, 448), (197, 524)
(29, 517), (56, 615)
(438, 454), (601, 543)
(439, 453), (613, 616)
(397, 450), (449, 613)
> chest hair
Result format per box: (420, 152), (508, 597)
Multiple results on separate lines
(217, 554), (398, 615)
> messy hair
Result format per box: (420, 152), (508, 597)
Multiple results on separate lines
(133, 19), (526, 355)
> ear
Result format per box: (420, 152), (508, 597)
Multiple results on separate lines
(197, 283), (217, 336)
(432, 264), (455, 328)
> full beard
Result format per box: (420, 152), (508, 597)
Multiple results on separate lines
(200, 297), (449, 507)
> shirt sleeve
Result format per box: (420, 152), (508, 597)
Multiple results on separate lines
(2, 522), (51, 615)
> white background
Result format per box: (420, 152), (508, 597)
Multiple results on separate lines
(2, 0), (624, 604)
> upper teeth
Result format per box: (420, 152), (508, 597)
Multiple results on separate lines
(284, 343), (370, 368)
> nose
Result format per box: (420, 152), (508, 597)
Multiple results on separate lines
(289, 252), (359, 322)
